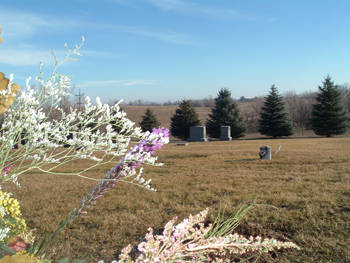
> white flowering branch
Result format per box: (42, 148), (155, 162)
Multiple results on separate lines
(0, 38), (164, 188)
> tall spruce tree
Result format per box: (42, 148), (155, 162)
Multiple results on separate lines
(258, 85), (293, 138)
(170, 100), (201, 140)
(139, 107), (160, 133)
(310, 76), (348, 137)
(206, 88), (246, 138)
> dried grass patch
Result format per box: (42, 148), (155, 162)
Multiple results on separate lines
(3, 137), (350, 262)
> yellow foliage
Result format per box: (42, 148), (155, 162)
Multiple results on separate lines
(0, 191), (21, 219)
(0, 72), (21, 115)
(0, 26), (21, 114)
(0, 191), (26, 241)
(0, 255), (38, 263)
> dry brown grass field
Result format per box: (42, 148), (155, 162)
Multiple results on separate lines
(123, 103), (251, 132)
(4, 137), (350, 262)
(122, 105), (211, 133)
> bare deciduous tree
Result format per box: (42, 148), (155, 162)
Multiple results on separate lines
(339, 83), (350, 113)
(295, 91), (316, 137)
(250, 96), (265, 132)
(284, 91), (298, 126)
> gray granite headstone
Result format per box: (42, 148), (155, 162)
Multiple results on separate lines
(259, 146), (271, 160)
(219, 126), (232, 141)
(187, 126), (208, 142)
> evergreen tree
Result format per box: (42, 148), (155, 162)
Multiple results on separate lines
(258, 85), (293, 138)
(139, 107), (160, 133)
(206, 88), (246, 138)
(170, 100), (201, 140)
(310, 76), (348, 137)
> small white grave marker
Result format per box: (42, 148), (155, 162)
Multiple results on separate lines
(259, 146), (271, 160)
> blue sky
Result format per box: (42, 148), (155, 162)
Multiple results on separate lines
(1, 0), (350, 104)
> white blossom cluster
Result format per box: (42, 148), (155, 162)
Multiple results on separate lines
(0, 227), (10, 242)
(0, 38), (162, 187)
(132, 168), (156, 191)
(115, 209), (300, 263)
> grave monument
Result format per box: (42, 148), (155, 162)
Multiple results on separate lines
(187, 126), (208, 142)
(219, 126), (232, 141)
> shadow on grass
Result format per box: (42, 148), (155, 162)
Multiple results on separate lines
(225, 158), (257, 163)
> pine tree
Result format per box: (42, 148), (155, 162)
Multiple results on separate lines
(206, 88), (246, 139)
(310, 76), (348, 137)
(258, 85), (293, 138)
(139, 107), (160, 133)
(170, 100), (201, 140)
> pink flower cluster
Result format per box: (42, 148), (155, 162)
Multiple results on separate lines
(114, 209), (300, 262)
(69, 128), (169, 222)
(1, 165), (13, 177)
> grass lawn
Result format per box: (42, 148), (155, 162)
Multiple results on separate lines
(4, 136), (350, 262)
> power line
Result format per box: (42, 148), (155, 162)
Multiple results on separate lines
(75, 89), (84, 111)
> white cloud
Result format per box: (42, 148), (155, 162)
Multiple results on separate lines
(77, 80), (125, 87)
(100, 0), (140, 8)
(0, 49), (54, 66)
(114, 26), (197, 44)
(0, 10), (49, 41)
(122, 80), (159, 86)
(0, 44), (116, 66)
(0, 5), (197, 48)
(77, 79), (159, 88)
(0, 6), (83, 43)
(143, 0), (255, 20)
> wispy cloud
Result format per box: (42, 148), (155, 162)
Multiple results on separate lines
(100, 0), (140, 8)
(0, 49), (54, 66)
(0, 5), (196, 46)
(0, 9), (49, 41)
(0, 44), (117, 66)
(143, 0), (255, 20)
(77, 79), (159, 88)
(122, 80), (159, 86)
(0, 7), (81, 43)
(113, 26), (197, 44)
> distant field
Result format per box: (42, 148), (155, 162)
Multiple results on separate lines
(123, 103), (254, 130)
(122, 105), (212, 131)
(5, 137), (350, 262)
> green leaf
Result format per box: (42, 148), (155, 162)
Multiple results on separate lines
(34, 235), (48, 256)
(0, 243), (16, 255)
(56, 258), (68, 263)
(56, 258), (84, 263)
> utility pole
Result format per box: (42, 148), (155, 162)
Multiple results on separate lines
(75, 89), (84, 111)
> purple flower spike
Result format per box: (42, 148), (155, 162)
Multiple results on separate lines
(68, 127), (169, 222)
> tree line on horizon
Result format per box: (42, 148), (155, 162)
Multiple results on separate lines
(122, 95), (262, 107)
(138, 75), (349, 139)
(30, 75), (349, 139)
